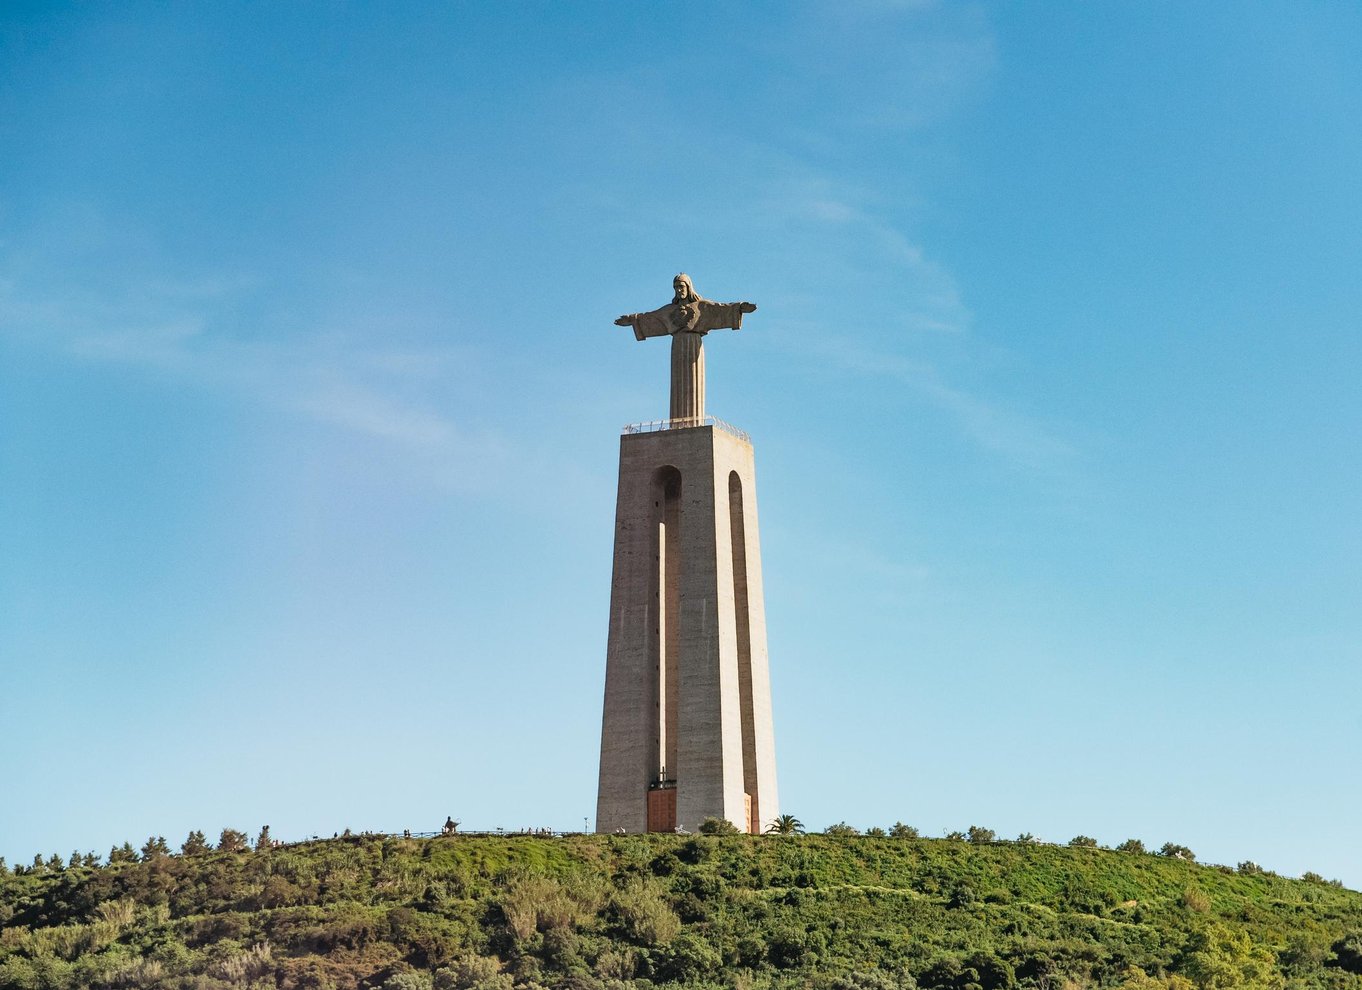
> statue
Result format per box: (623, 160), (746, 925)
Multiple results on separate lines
(615, 274), (757, 425)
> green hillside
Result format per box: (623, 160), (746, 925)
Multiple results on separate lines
(2, 832), (1359, 990)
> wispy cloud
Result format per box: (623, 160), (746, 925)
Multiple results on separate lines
(817, 337), (1075, 471)
(1, 259), (511, 490)
(709, 156), (1071, 475)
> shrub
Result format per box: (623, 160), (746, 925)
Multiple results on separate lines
(699, 817), (740, 835)
(1181, 887), (1210, 913)
(768, 926), (819, 968)
(107, 958), (164, 986)
(657, 931), (723, 981)
(1237, 861), (1263, 876)
(1116, 839), (1146, 854)
(212, 942), (274, 983)
(1280, 935), (1330, 977)
(949, 884), (977, 909)
(497, 875), (594, 940)
(95, 899), (136, 928)
(435, 955), (508, 990)
(831, 969), (910, 990)
(1332, 933), (1362, 975)
(498, 879), (547, 939)
(922, 951), (1016, 990)
(890, 822), (919, 839)
(824, 822), (860, 837)
(967, 826), (996, 844)
(1159, 843), (1196, 861)
(381, 973), (434, 990)
(1068, 836), (1098, 848)
(610, 876), (678, 947)
(866, 826), (887, 838)
(592, 947), (638, 982)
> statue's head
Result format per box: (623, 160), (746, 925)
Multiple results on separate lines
(672, 273), (698, 304)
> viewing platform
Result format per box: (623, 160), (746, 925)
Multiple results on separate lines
(622, 416), (750, 443)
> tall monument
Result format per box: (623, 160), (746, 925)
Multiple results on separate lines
(596, 274), (779, 835)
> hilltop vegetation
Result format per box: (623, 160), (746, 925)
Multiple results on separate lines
(1, 831), (1360, 990)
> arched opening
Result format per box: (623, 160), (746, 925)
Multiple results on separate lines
(648, 465), (681, 832)
(729, 471), (760, 834)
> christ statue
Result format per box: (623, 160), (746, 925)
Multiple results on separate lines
(615, 274), (757, 425)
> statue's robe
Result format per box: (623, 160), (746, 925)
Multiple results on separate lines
(623, 299), (749, 423)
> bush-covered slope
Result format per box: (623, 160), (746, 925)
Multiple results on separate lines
(2, 833), (1360, 990)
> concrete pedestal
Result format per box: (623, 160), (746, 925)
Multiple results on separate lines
(596, 424), (778, 835)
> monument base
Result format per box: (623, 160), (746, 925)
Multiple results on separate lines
(596, 422), (778, 835)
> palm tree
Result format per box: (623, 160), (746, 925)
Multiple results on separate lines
(765, 814), (805, 835)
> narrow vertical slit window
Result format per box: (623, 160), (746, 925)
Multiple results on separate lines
(648, 465), (682, 832)
(729, 471), (759, 833)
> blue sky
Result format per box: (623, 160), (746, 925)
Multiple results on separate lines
(2, 2), (1359, 886)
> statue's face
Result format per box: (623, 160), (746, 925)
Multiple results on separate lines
(673, 277), (686, 296)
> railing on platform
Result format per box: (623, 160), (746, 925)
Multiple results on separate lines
(285, 828), (589, 845)
(622, 416), (750, 443)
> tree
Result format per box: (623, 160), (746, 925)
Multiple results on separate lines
(866, 826), (887, 838)
(255, 825), (273, 851)
(1016, 832), (1038, 844)
(698, 817), (740, 835)
(109, 842), (138, 864)
(824, 822), (860, 837)
(967, 826), (996, 844)
(218, 828), (249, 853)
(1160, 842), (1196, 862)
(141, 836), (170, 861)
(1181, 923), (1283, 990)
(765, 814), (805, 835)
(181, 830), (210, 856)
(68, 850), (82, 869)
(82, 851), (100, 867)
(1069, 835), (1098, 848)
(945, 830), (966, 841)
(1117, 839), (1146, 854)
(1237, 861), (1263, 876)
(889, 822), (919, 839)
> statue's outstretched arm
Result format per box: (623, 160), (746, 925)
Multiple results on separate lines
(616, 307), (674, 341)
(694, 300), (758, 333)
